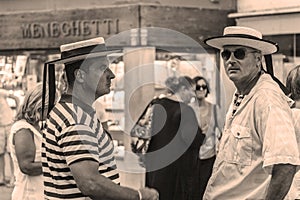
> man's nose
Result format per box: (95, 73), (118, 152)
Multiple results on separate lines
(109, 68), (116, 79)
(227, 52), (236, 61)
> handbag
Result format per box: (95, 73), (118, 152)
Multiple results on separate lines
(130, 98), (157, 154)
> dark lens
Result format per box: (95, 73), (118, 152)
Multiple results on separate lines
(234, 48), (246, 60)
(196, 85), (207, 90)
(201, 85), (207, 90)
(221, 50), (231, 60)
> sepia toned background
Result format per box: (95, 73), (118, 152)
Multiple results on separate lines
(1, 0), (300, 199)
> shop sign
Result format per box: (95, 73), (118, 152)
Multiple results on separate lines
(21, 19), (119, 38)
(0, 5), (139, 49)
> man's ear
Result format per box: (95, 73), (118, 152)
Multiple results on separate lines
(256, 54), (262, 68)
(74, 69), (85, 83)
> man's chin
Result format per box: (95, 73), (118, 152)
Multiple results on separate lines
(96, 89), (110, 98)
(228, 74), (240, 82)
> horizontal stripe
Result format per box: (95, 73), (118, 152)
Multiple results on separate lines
(43, 172), (74, 181)
(98, 166), (118, 174)
(42, 155), (67, 164)
(45, 191), (85, 199)
(68, 157), (98, 166)
(64, 149), (99, 156)
(60, 139), (98, 148)
(108, 173), (120, 181)
(59, 129), (95, 140)
(44, 181), (78, 190)
(43, 145), (64, 156)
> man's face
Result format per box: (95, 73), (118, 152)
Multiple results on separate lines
(83, 57), (115, 99)
(222, 45), (260, 84)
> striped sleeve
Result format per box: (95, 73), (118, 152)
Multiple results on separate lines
(58, 124), (100, 166)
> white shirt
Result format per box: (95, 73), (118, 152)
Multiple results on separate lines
(10, 120), (44, 200)
(204, 74), (299, 200)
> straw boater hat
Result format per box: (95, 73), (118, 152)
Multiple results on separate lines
(204, 26), (278, 55)
(49, 37), (119, 64)
(204, 26), (289, 95)
(41, 37), (120, 123)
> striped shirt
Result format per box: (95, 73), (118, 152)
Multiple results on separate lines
(42, 94), (120, 200)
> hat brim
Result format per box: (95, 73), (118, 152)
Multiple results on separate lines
(48, 50), (121, 64)
(204, 36), (278, 55)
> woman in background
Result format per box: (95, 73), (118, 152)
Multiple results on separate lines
(192, 76), (218, 199)
(9, 83), (49, 200)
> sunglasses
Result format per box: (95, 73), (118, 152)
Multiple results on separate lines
(196, 85), (207, 90)
(221, 48), (258, 61)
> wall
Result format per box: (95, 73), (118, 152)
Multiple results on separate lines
(237, 0), (300, 12)
(0, 0), (235, 13)
(0, 5), (235, 51)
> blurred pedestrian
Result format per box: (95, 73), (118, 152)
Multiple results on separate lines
(203, 26), (299, 200)
(9, 83), (48, 200)
(145, 75), (205, 200)
(0, 87), (19, 186)
(42, 37), (159, 200)
(285, 65), (300, 200)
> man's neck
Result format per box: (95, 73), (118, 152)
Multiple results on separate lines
(235, 71), (261, 95)
(66, 87), (95, 107)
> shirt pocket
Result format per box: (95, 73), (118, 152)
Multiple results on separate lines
(225, 125), (253, 166)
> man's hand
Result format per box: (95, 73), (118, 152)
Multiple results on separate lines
(139, 187), (159, 200)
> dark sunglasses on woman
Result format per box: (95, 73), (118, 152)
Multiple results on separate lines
(196, 85), (207, 90)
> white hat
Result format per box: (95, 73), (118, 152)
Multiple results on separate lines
(41, 37), (120, 120)
(49, 37), (120, 64)
(204, 26), (278, 55)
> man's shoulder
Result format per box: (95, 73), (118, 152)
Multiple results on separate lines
(52, 101), (97, 125)
(253, 75), (287, 102)
(49, 102), (78, 127)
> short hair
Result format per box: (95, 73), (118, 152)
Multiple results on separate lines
(193, 76), (210, 97)
(64, 60), (84, 87)
(15, 83), (48, 124)
(165, 76), (195, 94)
(165, 76), (179, 94)
(178, 76), (195, 89)
(64, 57), (107, 87)
(286, 65), (300, 100)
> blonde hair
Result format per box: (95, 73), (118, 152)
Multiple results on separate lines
(286, 65), (300, 101)
(15, 83), (49, 125)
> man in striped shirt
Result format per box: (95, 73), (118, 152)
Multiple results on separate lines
(42, 37), (159, 200)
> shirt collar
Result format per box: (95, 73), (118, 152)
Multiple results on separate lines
(60, 94), (96, 115)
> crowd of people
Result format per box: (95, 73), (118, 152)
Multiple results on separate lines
(0, 25), (300, 200)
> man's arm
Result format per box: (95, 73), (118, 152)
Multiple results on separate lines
(70, 160), (159, 200)
(265, 164), (296, 200)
